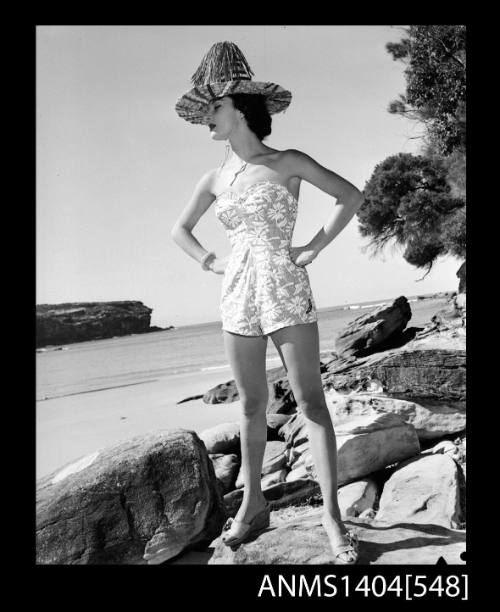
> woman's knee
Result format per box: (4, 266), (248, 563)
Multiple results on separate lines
(296, 395), (328, 420)
(239, 393), (268, 418)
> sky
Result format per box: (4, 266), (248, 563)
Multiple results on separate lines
(36, 25), (462, 328)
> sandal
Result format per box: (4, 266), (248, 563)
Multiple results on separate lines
(221, 502), (271, 547)
(328, 530), (359, 565)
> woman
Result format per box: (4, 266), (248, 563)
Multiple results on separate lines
(172, 42), (364, 564)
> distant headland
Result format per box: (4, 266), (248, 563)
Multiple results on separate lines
(36, 301), (174, 348)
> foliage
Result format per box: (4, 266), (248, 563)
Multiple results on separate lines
(357, 26), (466, 274)
(386, 25), (466, 155)
(358, 153), (465, 270)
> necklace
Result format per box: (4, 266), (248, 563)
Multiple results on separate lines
(229, 161), (248, 186)
(218, 144), (250, 187)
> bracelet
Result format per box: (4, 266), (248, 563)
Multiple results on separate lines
(200, 251), (216, 270)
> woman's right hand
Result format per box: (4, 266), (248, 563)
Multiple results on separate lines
(209, 255), (229, 275)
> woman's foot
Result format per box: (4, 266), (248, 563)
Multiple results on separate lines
(321, 513), (359, 564)
(222, 498), (270, 547)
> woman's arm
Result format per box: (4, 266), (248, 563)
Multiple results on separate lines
(284, 149), (365, 259)
(170, 170), (219, 267)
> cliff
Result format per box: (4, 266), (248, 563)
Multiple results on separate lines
(36, 301), (166, 347)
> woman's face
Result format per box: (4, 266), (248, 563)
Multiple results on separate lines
(206, 97), (242, 140)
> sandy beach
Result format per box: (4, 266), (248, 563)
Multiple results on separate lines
(36, 365), (247, 479)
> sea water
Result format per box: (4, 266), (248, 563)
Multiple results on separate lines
(36, 295), (449, 402)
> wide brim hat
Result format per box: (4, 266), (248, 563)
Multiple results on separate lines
(175, 41), (292, 125)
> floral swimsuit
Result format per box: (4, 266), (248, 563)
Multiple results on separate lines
(214, 180), (318, 336)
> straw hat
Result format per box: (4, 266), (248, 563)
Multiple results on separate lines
(175, 41), (292, 125)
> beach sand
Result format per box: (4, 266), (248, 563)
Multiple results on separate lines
(36, 366), (245, 479)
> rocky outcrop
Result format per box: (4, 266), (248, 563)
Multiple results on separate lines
(36, 301), (167, 347)
(326, 392), (466, 440)
(376, 454), (462, 528)
(208, 508), (465, 565)
(281, 411), (420, 486)
(334, 296), (412, 358)
(36, 430), (225, 565)
(323, 348), (466, 408)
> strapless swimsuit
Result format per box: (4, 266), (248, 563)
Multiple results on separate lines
(214, 180), (318, 336)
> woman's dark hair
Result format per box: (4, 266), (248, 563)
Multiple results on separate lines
(227, 93), (272, 141)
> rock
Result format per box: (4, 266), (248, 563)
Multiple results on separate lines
(223, 479), (320, 517)
(261, 469), (288, 489)
(235, 441), (288, 488)
(421, 440), (458, 457)
(202, 364), (299, 414)
(324, 348), (466, 407)
(36, 301), (158, 347)
(334, 296), (412, 358)
(36, 429), (225, 565)
(266, 414), (293, 440)
(358, 508), (376, 520)
(267, 378), (297, 414)
(288, 441), (311, 466)
(285, 464), (313, 482)
(338, 478), (378, 517)
(279, 411), (309, 448)
(261, 441), (288, 474)
(283, 411), (420, 486)
(457, 261), (466, 294)
(327, 392), (466, 440)
(208, 508), (465, 565)
(210, 453), (240, 494)
(199, 422), (240, 454)
(376, 454), (462, 528)
(203, 381), (240, 404)
(410, 289), (466, 350)
(338, 413), (421, 484)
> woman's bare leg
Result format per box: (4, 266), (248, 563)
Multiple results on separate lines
(270, 322), (356, 562)
(222, 330), (269, 522)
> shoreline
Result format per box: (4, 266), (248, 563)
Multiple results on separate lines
(36, 366), (246, 480)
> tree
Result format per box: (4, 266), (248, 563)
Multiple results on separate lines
(357, 26), (466, 278)
(358, 153), (465, 272)
(387, 25), (466, 155)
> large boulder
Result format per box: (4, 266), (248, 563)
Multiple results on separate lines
(208, 508), (466, 565)
(36, 430), (225, 565)
(323, 348), (466, 408)
(281, 411), (421, 486)
(334, 296), (412, 358)
(376, 454), (462, 528)
(36, 301), (156, 347)
(326, 413), (420, 485)
(327, 392), (466, 440)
